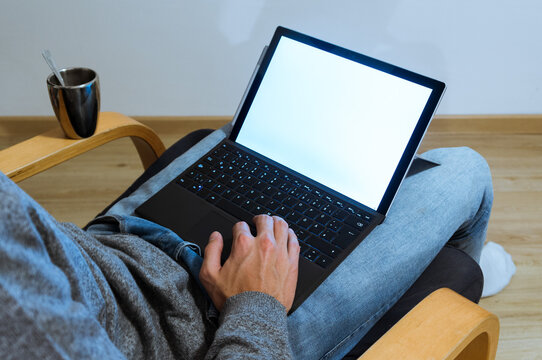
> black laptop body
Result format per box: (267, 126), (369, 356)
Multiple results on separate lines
(136, 26), (445, 312)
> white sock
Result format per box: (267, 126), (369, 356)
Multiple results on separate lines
(480, 241), (516, 297)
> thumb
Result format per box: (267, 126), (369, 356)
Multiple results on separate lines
(200, 231), (223, 280)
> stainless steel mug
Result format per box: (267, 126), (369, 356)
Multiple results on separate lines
(47, 67), (100, 139)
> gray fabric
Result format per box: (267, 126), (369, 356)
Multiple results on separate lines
(0, 172), (293, 359)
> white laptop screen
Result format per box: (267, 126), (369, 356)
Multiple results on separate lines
(235, 37), (432, 211)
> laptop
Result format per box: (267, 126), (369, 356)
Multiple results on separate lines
(136, 26), (445, 312)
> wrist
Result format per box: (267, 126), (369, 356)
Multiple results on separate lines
(220, 291), (288, 323)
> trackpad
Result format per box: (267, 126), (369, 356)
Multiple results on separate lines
(186, 210), (235, 264)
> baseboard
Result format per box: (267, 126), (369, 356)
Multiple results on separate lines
(2, 114), (541, 134)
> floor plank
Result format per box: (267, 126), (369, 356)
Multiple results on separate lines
(1, 117), (541, 359)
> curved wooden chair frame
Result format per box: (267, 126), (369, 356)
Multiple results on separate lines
(0, 113), (499, 359)
(0, 112), (166, 183)
(362, 288), (499, 360)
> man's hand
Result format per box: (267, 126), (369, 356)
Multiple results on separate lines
(199, 215), (300, 312)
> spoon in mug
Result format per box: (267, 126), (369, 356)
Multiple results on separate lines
(41, 49), (66, 87)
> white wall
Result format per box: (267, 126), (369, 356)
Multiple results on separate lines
(1, 0), (541, 116)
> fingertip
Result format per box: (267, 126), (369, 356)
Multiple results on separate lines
(209, 231), (222, 242)
(202, 232), (223, 278)
(288, 228), (298, 241)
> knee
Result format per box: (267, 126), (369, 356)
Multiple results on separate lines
(422, 146), (493, 201)
(425, 146), (491, 179)
(453, 147), (491, 180)
(458, 147), (492, 192)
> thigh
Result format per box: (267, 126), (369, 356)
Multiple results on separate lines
(0, 173), (125, 359)
(288, 147), (493, 360)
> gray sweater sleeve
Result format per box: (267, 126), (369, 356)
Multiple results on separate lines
(205, 292), (293, 359)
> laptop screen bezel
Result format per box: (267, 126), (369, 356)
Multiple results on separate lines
(229, 26), (445, 215)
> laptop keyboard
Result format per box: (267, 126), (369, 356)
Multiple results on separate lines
(176, 141), (373, 268)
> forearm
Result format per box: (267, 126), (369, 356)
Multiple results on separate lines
(205, 292), (293, 359)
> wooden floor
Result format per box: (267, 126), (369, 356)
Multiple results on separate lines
(1, 116), (541, 359)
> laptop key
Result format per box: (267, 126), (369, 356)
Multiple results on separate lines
(186, 169), (198, 178)
(255, 194), (272, 206)
(241, 199), (254, 211)
(188, 183), (203, 193)
(333, 209), (349, 221)
(345, 206), (357, 215)
(259, 172), (272, 181)
(222, 189), (235, 200)
(212, 183), (226, 195)
(217, 174), (231, 185)
(345, 215), (365, 231)
(300, 193), (316, 204)
(327, 219), (341, 231)
(205, 193), (219, 204)
(204, 155), (217, 165)
(266, 199), (280, 211)
(226, 178), (238, 188)
(298, 217), (314, 229)
(236, 183), (249, 194)
(279, 183), (292, 192)
(315, 254), (332, 268)
(304, 207), (319, 219)
(294, 228), (310, 242)
(192, 173), (204, 183)
(357, 212), (372, 223)
(309, 198), (324, 209)
(290, 188), (304, 198)
(294, 201), (308, 213)
(320, 229), (335, 242)
(273, 190), (288, 202)
(269, 177), (281, 186)
(250, 167), (263, 177)
(250, 203), (265, 215)
(222, 143), (236, 153)
(283, 196), (297, 207)
(263, 185), (275, 196)
(208, 169), (220, 179)
(306, 236), (341, 258)
(232, 170), (245, 180)
(240, 161), (252, 172)
(230, 158), (241, 167)
(254, 180), (267, 191)
(321, 204), (335, 215)
(308, 223), (324, 235)
(334, 227), (360, 249)
(232, 194), (246, 206)
(276, 205), (290, 217)
(201, 178), (215, 189)
(315, 213), (332, 225)
(178, 177), (193, 188)
(323, 194), (334, 204)
(195, 162), (211, 174)
(244, 175), (258, 186)
(286, 211), (302, 223)
(196, 188), (211, 199)
(304, 248), (319, 261)
(246, 189), (259, 200)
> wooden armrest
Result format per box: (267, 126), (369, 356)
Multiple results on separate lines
(360, 288), (499, 360)
(0, 112), (166, 183)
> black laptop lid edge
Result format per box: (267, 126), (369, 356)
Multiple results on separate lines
(377, 85), (446, 215)
(229, 26), (446, 216)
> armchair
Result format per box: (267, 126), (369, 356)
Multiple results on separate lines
(0, 112), (499, 360)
